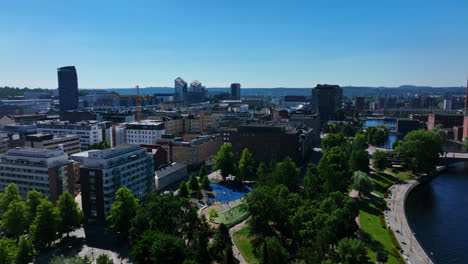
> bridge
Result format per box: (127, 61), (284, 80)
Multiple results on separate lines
(367, 146), (468, 166)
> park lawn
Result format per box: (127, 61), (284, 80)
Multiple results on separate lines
(232, 226), (259, 264)
(386, 168), (414, 181)
(214, 203), (248, 228)
(360, 199), (402, 264)
(370, 172), (398, 197)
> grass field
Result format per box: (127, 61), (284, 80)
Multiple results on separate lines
(232, 226), (259, 264)
(370, 172), (398, 197)
(214, 203), (248, 228)
(386, 168), (415, 181)
(360, 199), (403, 264)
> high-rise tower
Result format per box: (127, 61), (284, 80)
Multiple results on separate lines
(57, 66), (78, 112)
(231, 83), (241, 100)
(174, 77), (187, 101)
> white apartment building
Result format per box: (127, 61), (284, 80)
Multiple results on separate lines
(71, 144), (154, 220)
(37, 121), (112, 150)
(125, 121), (165, 145)
(0, 146), (74, 202)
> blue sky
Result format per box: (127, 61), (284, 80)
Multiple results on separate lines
(1, 0), (468, 88)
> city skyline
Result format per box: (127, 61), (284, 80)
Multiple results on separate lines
(1, 0), (468, 89)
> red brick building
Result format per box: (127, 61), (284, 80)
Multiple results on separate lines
(427, 113), (463, 131)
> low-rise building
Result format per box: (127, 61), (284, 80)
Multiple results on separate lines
(396, 119), (422, 136)
(0, 146), (74, 202)
(71, 144), (154, 221)
(427, 113), (463, 131)
(37, 120), (112, 150)
(155, 163), (187, 190)
(25, 133), (81, 155)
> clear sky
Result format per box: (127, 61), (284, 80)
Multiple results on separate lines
(1, 0), (468, 89)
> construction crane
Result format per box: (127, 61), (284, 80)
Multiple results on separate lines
(117, 85), (151, 122)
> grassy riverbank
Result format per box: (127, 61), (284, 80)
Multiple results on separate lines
(232, 226), (259, 264)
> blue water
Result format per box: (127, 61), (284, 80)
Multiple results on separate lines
(363, 119), (397, 148)
(210, 182), (252, 204)
(406, 162), (468, 264)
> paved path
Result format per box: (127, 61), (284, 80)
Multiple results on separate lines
(385, 179), (434, 264)
(230, 220), (249, 264)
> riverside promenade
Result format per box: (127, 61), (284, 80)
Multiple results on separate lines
(385, 178), (434, 264)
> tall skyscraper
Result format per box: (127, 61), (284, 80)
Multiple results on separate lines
(190, 80), (203, 92)
(175, 77), (187, 101)
(231, 83), (241, 100)
(57, 66), (78, 112)
(311, 84), (343, 124)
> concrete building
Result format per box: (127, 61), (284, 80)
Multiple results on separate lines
(282, 95), (306, 108)
(200, 112), (223, 133)
(58, 66), (79, 112)
(25, 133), (81, 155)
(311, 84), (342, 124)
(71, 144), (154, 220)
(125, 121), (165, 145)
(175, 77), (188, 101)
(231, 83), (241, 100)
(156, 134), (222, 168)
(190, 80), (203, 93)
(111, 125), (126, 147)
(155, 163), (187, 190)
(37, 121), (112, 150)
(443, 99), (452, 111)
(0, 146), (74, 202)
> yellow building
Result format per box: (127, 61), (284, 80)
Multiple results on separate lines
(199, 112), (223, 133)
(160, 134), (221, 167)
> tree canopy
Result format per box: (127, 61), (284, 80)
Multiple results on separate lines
(106, 187), (139, 237)
(214, 143), (236, 179)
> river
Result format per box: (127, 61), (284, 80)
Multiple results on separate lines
(406, 162), (468, 264)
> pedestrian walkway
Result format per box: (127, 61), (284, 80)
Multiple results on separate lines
(385, 180), (433, 264)
(230, 220), (249, 264)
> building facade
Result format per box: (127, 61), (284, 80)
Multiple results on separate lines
(125, 121), (165, 145)
(427, 113), (463, 131)
(58, 66), (79, 112)
(25, 133), (81, 155)
(175, 77), (188, 101)
(231, 83), (241, 100)
(71, 144), (154, 220)
(0, 147), (74, 202)
(37, 121), (112, 150)
(311, 84), (343, 124)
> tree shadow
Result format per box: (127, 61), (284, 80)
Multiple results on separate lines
(361, 230), (385, 256)
(359, 199), (382, 216)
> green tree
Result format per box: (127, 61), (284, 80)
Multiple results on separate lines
(272, 157), (300, 192)
(213, 143), (235, 179)
(335, 238), (368, 264)
(349, 149), (370, 173)
(351, 133), (368, 151)
(351, 171), (375, 197)
(88, 140), (111, 150)
(57, 192), (84, 237)
(96, 254), (114, 264)
(0, 237), (15, 264)
(214, 223), (231, 259)
(30, 200), (60, 248)
(318, 146), (350, 194)
(15, 236), (35, 264)
(222, 244), (237, 264)
(258, 237), (289, 264)
(396, 129), (443, 173)
(188, 174), (200, 196)
(303, 163), (324, 201)
(50, 255), (91, 264)
(149, 232), (185, 264)
(25, 190), (43, 227)
(106, 187), (139, 237)
(208, 208), (219, 223)
(238, 148), (254, 183)
(2, 200), (28, 240)
(372, 150), (388, 172)
(198, 165), (208, 178)
(0, 183), (22, 216)
(321, 133), (346, 152)
(201, 176), (211, 191)
(341, 123), (356, 138)
(178, 181), (189, 198)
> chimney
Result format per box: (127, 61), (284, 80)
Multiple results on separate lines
(465, 78), (468, 115)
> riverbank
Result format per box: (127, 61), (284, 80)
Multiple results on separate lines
(385, 167), (446, 264)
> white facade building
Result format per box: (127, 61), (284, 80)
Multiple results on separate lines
(125, 121), (165, 145)
(37, 121), (112, 150)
